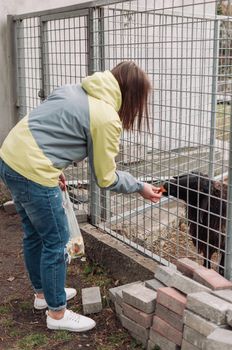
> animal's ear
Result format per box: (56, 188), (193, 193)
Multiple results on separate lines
(173, 174), (188, 180)
(199, 195), (208, 223)
(201, 178), (210, 194)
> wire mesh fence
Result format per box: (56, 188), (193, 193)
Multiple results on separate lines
(11, 0), (232, 278)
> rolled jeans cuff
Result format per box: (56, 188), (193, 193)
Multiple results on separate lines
(47, 303), (67, 311)
(34, 288), (44, 293)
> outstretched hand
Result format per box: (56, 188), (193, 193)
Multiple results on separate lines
(139, 183), (162, 203)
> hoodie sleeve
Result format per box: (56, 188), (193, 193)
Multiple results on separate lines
(88, 115), (144, 194)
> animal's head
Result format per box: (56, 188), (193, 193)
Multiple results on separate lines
(162, 172), (210, 204)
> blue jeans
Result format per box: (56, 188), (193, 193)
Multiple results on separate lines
(0, 159), (69, 310)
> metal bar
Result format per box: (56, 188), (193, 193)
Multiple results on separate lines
(39, 18), (47, 101)
(12, 0), (126, 21)
(109, 196), (170, 224)
(12, 1), (231, 22)
(88, 7), (101, 225)
(209, 19), (219, 178)
(109, 168), (229, 225)
(41, 9), (89, 22)
(7, 16), (18, 124)
(17, 19), (27, 118)
(97, 7), (111, 222)
(225, 105), (232, 280)
(98, 224), (177, 268)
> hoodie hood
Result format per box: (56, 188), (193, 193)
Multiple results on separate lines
(81, 70), (122, 112)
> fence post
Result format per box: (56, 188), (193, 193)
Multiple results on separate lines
(225, 102), (232, 280)
(7, 16), (19, 125)
(97, 7), (111, 222)
(88, 7), (103, 225)
(15, 19), (28, 119)
(39, 18), (49, 101)
(209, 19), (219, 179)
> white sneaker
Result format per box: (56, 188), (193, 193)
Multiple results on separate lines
(34, 288), (77, 310)
(46, 309), (96, 332)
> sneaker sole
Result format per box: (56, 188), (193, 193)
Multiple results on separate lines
(34, 290), (77, 310)
(34, 304), (48, 310)
(47, 322), (96, 332)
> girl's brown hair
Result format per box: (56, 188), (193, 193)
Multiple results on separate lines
(111, 61), (151, 131)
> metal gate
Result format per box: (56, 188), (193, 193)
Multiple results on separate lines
(9, 0), (232, 279)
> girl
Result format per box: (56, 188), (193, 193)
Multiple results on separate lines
(0, 61), (161, 332)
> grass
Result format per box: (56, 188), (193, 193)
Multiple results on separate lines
(106, 332), (145, 349)
(17, 334), (49, 350)
(13, 327), (77, 350)
(51, 330), (72, 342)
(9, 329), (22, 338)
(18, 301), (32, 311)
(0, 316), (15, 328)
(0, 305), (12, 314)
(108, 331), (129, 345)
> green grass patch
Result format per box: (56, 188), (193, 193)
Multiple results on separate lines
(83, 262), (107, 276)
(51, 330), (72, 342)
(9, 328), (22, 338)
(129, 337), (146, 349)
(108, 331), (128, 345)
(0, 316), (15, 328)
(18, 301), (32, 312)
(153, 345), (161, 350)
(0, 304), (12, 314)
(17, 333), (49, 350)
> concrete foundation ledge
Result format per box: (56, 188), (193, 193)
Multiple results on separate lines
(80, 223), (157, 283)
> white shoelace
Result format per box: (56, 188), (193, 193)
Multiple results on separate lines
(66, 310), (81, 323)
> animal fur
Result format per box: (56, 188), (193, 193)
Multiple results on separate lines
(163, 172), (227, 275)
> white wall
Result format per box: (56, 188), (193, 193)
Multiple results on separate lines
(0, 0), (90, 145)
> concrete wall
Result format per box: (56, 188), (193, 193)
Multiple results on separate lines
(0, 0), (90, 145)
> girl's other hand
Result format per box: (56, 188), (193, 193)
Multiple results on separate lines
(59, 173), (66, 191)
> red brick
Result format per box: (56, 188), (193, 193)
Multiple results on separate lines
(155, 303), (183, 332)
(181, 339), (199, 350)
(176, 258), (202, 278)
(152, 315), (182, 346)
(157, 287), (187, 316)
(193, 268), (232, 291)
(122, 302), (154, 328)
(149, 329), (180, 350)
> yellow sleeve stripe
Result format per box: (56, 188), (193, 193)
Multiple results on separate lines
(89, 97), (122, 188)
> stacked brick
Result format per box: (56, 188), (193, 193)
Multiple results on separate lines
(178, 258), (232, 350)
(109, 281), (158, 347)
(109, 259), (232, 350)
(148, 287), (186, 350)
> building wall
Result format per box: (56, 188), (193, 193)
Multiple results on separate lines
(0, 0), (89, 145)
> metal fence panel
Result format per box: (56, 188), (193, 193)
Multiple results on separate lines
(11, 0), (232, 278)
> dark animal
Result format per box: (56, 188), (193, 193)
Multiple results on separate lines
(162, 172), (227, 275)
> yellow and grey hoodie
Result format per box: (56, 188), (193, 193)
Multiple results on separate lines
(0, 71), (143, 193)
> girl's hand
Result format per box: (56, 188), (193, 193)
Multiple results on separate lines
(59, 173), (66, 191)
(139, 183), (162, 203)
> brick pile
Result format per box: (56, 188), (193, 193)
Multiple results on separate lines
(109, 258), (232, 350)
